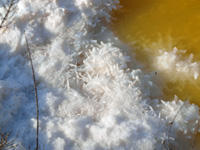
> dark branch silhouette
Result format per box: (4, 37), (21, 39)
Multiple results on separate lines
(0, 131), (19, 149)
(0, 0), (18, 28)
(25, 32), (39, 150)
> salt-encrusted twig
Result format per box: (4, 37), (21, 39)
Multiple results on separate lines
(25, 32), (39, 150)
(0, 0), (18, 28)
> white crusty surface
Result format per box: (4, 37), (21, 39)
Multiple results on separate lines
(0, 0), (199, 149)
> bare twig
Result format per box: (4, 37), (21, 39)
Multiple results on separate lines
(191, 131), (197, 150)
(167, 96), (189, 150)
(0, 0), (18, 28)
(191, 122), (200, 150)
(24, 32), (39, 150)
(0, 131), (19, 149)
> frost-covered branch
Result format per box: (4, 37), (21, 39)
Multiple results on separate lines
(0, 0), (18, 28)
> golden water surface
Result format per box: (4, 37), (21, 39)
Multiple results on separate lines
(112, 0), (200, 148)
(112, 0), (200, 105)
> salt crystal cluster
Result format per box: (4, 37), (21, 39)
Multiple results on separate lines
(0, 0), (199, 150)
(155, 47), (200, 81)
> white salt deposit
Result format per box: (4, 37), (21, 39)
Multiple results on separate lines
(154, 47), (200, 82)
(0, 0), (200, 150)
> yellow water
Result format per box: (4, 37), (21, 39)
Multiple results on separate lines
(112, 0), (200, 105)
(112, 0), (200, 148)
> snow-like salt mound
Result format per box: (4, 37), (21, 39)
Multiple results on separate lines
(154, 47), (200, 82)
(0, 0), (200, 149)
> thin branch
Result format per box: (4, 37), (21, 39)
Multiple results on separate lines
(0, 0), (18, 28)
(191, 133), (197, 150)
(24, 32), (39, 150)
(191, 122), (200, 150)
(167, 96), (189, 150)
(0, 131), (18, 149)
(1, 1), (7, 11)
